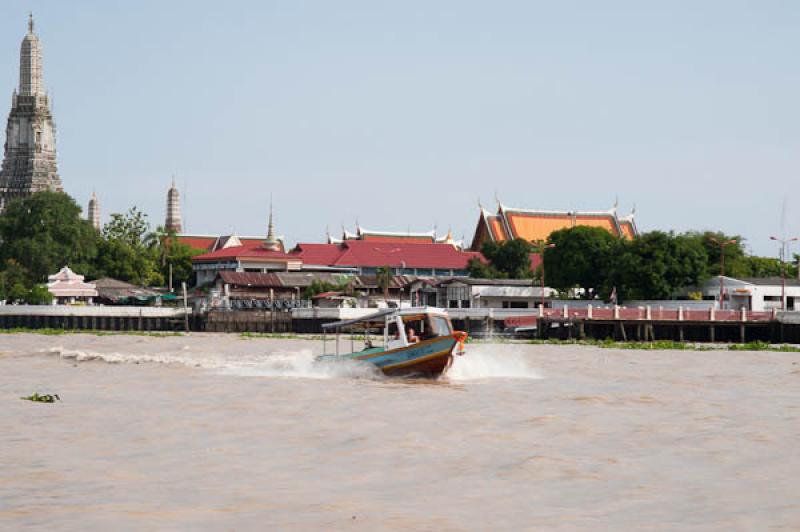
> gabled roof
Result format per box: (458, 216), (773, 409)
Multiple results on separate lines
(193, 245), (298, 263)
(47, 267), (97, 297)
(177, 234), (282, 253)
(471, 202), (637, 250)
(341, 225), (437, 242)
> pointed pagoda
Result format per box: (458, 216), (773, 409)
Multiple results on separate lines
(0, 14), (62, 212)
(262, 199), (282, 251)
(165, 177), (182, 233)
(87, 191), (100, 230)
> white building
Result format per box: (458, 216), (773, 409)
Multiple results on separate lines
(697, 276), (800, 311)
(47, 266), (98, 305)
(408, 278), (555, 310)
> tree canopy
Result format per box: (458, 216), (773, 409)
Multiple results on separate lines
(0, 191), (99, 284)
(468, 238), (532, 279)
(545, 226), (617, 299)
(540, 227), (773, 302)
(0, 192), (201, 303)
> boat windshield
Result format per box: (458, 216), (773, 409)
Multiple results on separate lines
(429, 315), (452, 336)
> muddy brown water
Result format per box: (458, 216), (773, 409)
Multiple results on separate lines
(1, 333), (799, 530)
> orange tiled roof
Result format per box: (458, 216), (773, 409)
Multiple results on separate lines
(471, 204), (637, 250)
(619, 220), (636, 240)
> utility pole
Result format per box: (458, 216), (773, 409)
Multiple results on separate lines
(531, 241), (556, 309)
(770, 235), (798, 311)
(709, 237), (739, 310)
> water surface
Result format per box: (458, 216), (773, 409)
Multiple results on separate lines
(1, 333), (798, 530)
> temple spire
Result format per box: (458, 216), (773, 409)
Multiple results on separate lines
(165, 177), (182, 233)
(87, 191), (100, 230)
(263, 196), (281, 251)
(19, 13), (44, 97)
(0, 15), (61, 212)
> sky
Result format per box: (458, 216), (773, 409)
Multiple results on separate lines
(0, 1), (798, 256)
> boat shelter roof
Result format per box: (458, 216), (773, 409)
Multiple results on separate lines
(322, 309), (396, 331)
(322, 307), (449, 331)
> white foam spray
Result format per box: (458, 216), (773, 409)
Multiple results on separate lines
(444, 345), (543, 380)
(44, 346), (381, 380)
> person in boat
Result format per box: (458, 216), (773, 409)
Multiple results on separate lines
(406, 327), (420, 344)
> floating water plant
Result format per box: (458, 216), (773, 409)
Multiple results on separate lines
(20, 393), (60, 403)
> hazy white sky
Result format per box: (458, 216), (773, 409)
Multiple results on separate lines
(1, 1), (798, 255)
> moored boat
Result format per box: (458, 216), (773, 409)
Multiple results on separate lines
(318, 307), (467, 378)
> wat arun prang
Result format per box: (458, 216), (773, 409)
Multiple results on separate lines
(0, 15), (62, 212)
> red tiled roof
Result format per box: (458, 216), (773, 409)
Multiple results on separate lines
(178, 236), (218, 251)
(193, 245), (296, 262)
(291, 243), (349, 266)
(293, 241), (480, 270)
(312, 291), (343, 299)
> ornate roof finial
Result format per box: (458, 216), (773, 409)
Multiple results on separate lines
(28, 13), (34, 34)
(263, 194), (280, 251)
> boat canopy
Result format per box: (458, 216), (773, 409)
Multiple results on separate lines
(321, 307), (450, 332)
(321, 309), (397, 331)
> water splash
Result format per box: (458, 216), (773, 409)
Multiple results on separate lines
(44, 347), (382, 380)
(444, 345), (542, 380)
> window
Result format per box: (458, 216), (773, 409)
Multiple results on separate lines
(503, 301), (529, 309)
(430, 316), (451, 336)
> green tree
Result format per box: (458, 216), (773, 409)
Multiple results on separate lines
(96, 208), (163, 286)
(151, 228), (201, 290)
(303, 277), (352, 300)
(470, 239), (532, 279)
(739, 256), (784, 278)
(545, 227), (617, 299)
(686, 231), (747, 277)
(25, 284), (54, 305)
(103, 207), (150, 248)
(0, 192), (99, 283)
(467, 257), (503, 279)
(612, 232), (708, 301)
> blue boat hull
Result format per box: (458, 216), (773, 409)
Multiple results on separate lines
(322, 336), (458, 378)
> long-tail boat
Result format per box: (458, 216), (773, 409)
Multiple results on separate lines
(319, 307), (467, 378)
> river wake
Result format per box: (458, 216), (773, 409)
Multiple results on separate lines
(445, 345), (542, 380)
(42, 341), (542, 381)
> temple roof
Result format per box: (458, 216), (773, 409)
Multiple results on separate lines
(177, 234), (284, 253)
(472, 201), (637, 249)
(338, 225), (441, 244)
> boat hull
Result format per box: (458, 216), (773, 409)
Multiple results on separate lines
(356, 336), (458, 378)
